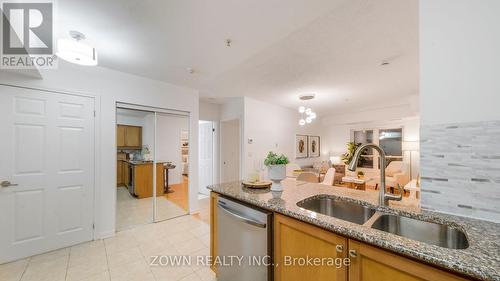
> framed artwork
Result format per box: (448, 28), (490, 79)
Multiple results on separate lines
(295, 135), (308, 158)
(308, 136), (320, 158)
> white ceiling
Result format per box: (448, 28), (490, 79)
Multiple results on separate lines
(56, 0), (418, 116)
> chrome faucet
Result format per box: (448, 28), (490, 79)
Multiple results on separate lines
(347, 143), (402, 206)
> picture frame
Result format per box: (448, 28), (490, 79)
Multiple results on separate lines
(295, 135), (308, 158)
(308, 136), (320, 158)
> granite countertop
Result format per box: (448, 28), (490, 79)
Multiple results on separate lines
(208, 179), (500, 281)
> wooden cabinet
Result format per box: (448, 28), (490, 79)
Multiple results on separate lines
(210, 193), (470, 281)
(274, 214), (348, 281)
(117, 161), (123, 186)
(133, 163), (164, 198)
(348, 240), (467, 281)
(117, 125), (126, 147)
(116, 125), (142, 148)
(210, 192), (218, 274)
(123, 162), (130, 187)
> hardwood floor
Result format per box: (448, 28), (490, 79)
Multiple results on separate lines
(164, 175), (211, 224)
(165, 175), (189, 212)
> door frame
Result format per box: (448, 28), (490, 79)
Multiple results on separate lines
(0, 83), (99, 241)
(198, 120), (217, 194)
(115, 102), (192, 226)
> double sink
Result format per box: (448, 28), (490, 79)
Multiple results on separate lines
(297, 196), (469, 249)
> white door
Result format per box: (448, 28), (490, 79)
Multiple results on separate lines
(221, 119), (240, 182)
(0, 85), (95, 263)
(198, 121), (213, 195)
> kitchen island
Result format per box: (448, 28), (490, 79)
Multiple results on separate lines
(118, 160), (165, 198)
(208, 179), (500, 281)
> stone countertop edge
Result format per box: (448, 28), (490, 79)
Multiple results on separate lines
(207, 179), (500, 281)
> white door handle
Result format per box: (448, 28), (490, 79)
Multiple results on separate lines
(0, 181), (18, 188)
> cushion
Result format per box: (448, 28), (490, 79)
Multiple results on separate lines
(385, 161), (403, 177)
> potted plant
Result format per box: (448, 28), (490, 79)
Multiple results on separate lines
(264, 152), (289, 191)
(357, 171), (365, 179)
(341, 142), (362, 165)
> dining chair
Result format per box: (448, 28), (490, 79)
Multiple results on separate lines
(320, 168), (336, 186)
(296, 172), (319, 183)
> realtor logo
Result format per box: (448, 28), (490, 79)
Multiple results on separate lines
(1, 1), (56, 69)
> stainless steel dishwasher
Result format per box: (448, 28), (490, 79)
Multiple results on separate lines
(217, 196), (272, 281)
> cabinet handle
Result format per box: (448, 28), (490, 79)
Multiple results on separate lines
(348, 249), (358, 258)
(335, 244), (343, 253)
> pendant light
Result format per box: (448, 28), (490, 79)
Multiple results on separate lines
(297, 94), (317, 126)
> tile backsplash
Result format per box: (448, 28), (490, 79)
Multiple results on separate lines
(420, 120), (500, 223)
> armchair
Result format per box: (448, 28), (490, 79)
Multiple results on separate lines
(373, 161), (410, 193)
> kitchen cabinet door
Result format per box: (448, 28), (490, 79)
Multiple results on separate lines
(117, 125), (126, 147)
(348, 240), (468, 281)
(274, 214), (347, 281)
(117, 161), (123, 186)
(125, 126), (142, 147)
(123, 163), (129, 187)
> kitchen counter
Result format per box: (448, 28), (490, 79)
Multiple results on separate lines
(208, 179), (500, 281)
(122, 160), (166, 165)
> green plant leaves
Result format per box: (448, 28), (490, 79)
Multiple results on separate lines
(264, 151), (290, 166)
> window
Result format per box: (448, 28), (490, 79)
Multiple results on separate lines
(379, 128), (403, 167)
(353, 130), (374, 168)
(351, 128), (403, 169)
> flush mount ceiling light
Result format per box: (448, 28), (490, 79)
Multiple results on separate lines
(56, 31), (98, 66)
(297, 94), (317, 126)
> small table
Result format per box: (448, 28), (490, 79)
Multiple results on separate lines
(163, 164), (176, 193)
(341, 176), (366, 190)
(404, 179), (420, 199)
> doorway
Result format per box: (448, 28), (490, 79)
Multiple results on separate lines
(220, 119), (240, 182)
(115, 105), (190, 231)
(198, 120), (215, 196)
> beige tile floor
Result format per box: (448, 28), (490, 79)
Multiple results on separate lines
(0, 215), (216, 281)
(116, 186), (187, 231)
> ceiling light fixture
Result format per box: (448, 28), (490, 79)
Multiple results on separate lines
(56, 31), (98, 66)
(297, 94), (317, 126)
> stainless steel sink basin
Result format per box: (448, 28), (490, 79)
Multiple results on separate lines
(297, 197), (376, 225)
(371, 214), (469, 249)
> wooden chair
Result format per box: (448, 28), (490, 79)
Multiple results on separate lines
(296, 172), (319, 183)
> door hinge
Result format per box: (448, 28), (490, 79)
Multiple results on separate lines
(93, 110), (96, 117)
(212, 128), (215, 132)
(92, 223), (95, 230)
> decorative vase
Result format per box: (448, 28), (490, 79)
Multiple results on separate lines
(268, 164), (286, 191)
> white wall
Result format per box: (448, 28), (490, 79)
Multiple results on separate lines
(420, 0), (500, 125)
(156, 114), (189, 185)
(243, 97), (322, 179)
(419, 0), (500, 222)
(0, 60), (199, 238)
(199, 101), (220, 121)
